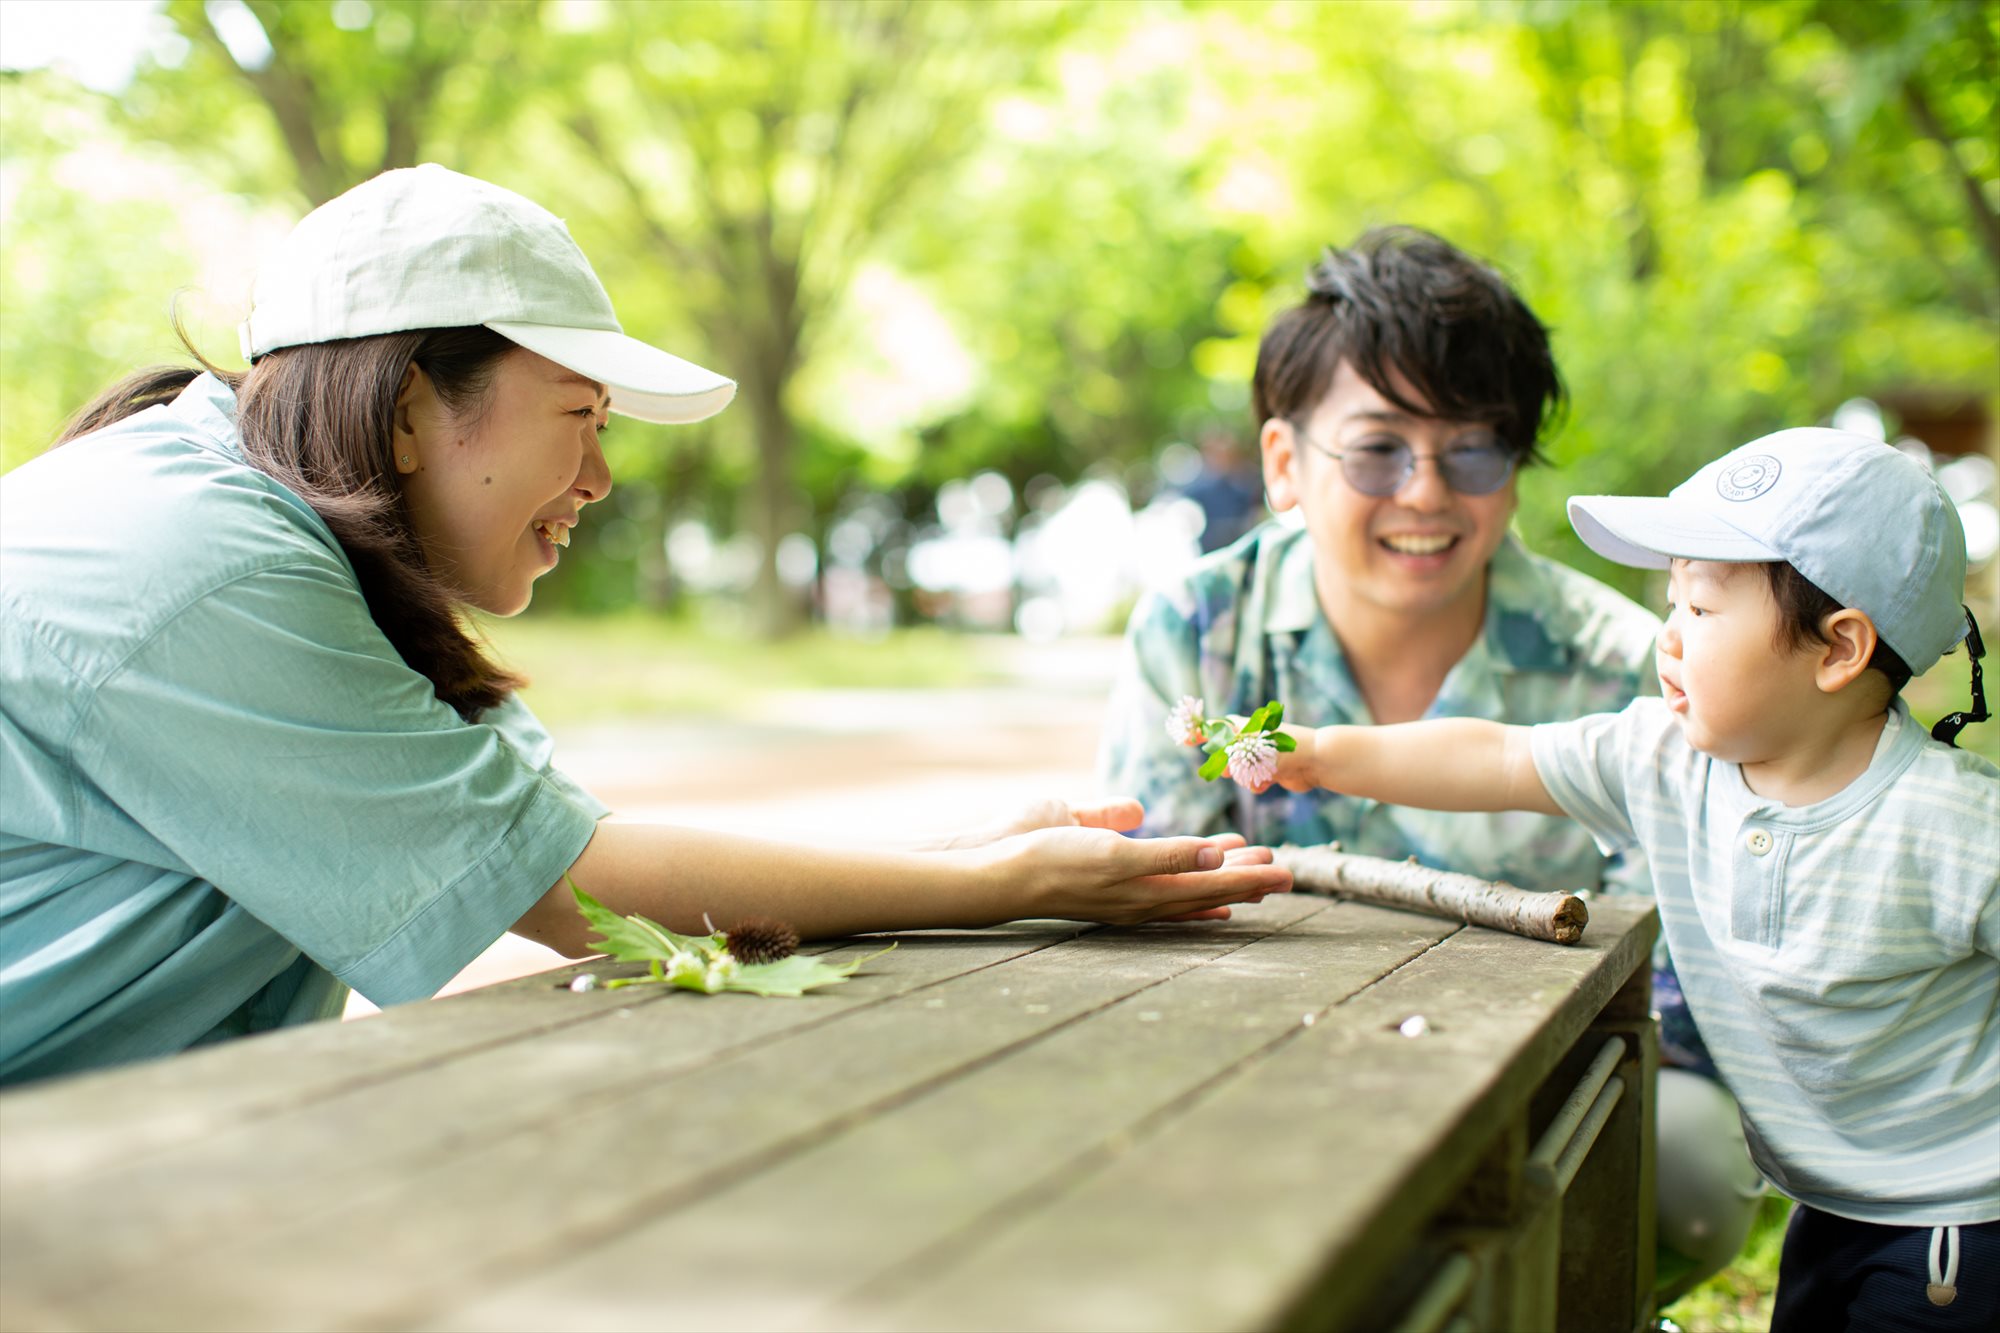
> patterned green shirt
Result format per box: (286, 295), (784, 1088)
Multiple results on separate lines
(1098, 522), (1662, 895)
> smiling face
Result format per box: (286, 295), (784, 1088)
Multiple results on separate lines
(1263, 359), (1518, 630)
(395, 348), (612, 616)
(1658, 560), (1818, 761)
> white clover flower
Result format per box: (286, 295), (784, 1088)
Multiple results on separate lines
(1165, 695), (1208, 748)
(666, 950), (709, 988)
(706, 954), (741, 989)
(1225, 732), (1277, 789)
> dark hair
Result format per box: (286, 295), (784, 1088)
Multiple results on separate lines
(54, 325), (524, 719)
(1762, 562), (1914, 695)
(1251, 226), (1565, 464)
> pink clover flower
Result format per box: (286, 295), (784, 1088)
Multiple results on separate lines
(1165, 695), (1207, 748)
(1225, 733), (1277, 789)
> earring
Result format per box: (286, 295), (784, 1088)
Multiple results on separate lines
(401, 455), (411, 465)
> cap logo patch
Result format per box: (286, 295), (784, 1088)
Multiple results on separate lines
(1716, 455), (1781, 502)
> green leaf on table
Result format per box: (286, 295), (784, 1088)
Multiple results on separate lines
(720, 944), (897, 997)
(570, 879), (896, 998)
(570, 879), (722, 963)
(1198, 748), (1229, 780)
(1272, 731), (1296, 752)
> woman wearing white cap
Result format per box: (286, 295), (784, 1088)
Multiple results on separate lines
(0, 166), (1289, 1086)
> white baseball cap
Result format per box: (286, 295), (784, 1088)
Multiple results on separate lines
(1568, 427), (1970, 674)
(238, 164), (736, 424)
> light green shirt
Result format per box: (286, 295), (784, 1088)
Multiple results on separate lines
(0, 374), (606, 1085)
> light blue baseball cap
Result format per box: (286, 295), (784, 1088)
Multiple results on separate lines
(1568, 427), (1970, 674)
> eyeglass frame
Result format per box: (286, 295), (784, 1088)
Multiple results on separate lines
(1289, 420), (1519, 498)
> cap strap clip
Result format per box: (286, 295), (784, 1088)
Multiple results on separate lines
(1930, 607), (1988, 749)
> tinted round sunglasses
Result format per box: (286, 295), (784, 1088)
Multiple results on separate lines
(1294, 425), (1517, 497)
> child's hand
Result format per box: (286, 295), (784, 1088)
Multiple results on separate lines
(1226, 723), (1320, 794)
(1271, 726), (1320, 792)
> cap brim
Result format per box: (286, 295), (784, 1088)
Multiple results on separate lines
(486, 322), (736, 424)
(1567, 495), (1784, 569)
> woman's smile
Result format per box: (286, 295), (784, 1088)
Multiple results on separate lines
(400, 350), (611, 615)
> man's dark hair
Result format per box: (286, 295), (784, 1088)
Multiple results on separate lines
(1763, 562), (1914, 695)
(1251, 226), (1564, 464)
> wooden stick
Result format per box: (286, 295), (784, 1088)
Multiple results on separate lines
(1275, 844), (1588, 945)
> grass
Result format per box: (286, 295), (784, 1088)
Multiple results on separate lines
(1661, 1195), (1791, 1332)
(472, 613), (1006, 726)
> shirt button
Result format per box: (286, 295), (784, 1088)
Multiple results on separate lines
(1746, 829), (1773, 855)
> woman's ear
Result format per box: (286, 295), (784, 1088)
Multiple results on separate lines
(1815, 608), (1880, 694)
(1260, 418), (1301, 513)
(392, 363), (428, 475)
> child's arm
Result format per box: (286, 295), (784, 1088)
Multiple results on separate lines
(1267, 719), (1565, 817)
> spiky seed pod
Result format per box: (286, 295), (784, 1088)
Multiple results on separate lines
(725, 917), (800, 965)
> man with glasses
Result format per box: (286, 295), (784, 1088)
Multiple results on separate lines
(1099, 227), (1763, 1304)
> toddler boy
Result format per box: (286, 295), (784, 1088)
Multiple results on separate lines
(1258, 428), (1997, 1330)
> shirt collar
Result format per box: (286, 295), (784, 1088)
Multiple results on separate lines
(1262, 530), (1572, 675)
(1720, 699), (1926, 828)
(172, 372), (245, 458)
(1264, 526), (1324, 634)
(1477, 534), (1575, 675)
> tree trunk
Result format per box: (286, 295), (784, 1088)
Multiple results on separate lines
(742, 365), (806, 639)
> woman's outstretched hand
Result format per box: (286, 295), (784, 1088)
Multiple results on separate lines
(530, 797), (1290, 957)
(975, 808), (1290, 925)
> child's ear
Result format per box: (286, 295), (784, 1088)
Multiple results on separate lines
(1260, 418), (1301, 513)
(1815, 608), (1880, 694)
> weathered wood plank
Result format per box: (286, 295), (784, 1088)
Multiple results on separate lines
(0, 926), (1082, 1300)
(12, 906), (1335, 1332)
(841, 900), (1655, 1333)
(422, 899), (1456, 1331)
(0, 929), (1070, 1189)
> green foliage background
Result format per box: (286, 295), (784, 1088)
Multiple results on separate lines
(3, 0), (1994, 624)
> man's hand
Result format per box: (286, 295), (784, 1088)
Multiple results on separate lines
(926, 796), (1164, 851)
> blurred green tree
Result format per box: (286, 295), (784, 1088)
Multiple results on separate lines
(539, 0), (1070, 634)
(5, 0), (1991, 625)
(149, 0), (544, 205)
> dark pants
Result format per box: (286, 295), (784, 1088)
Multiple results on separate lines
(1772, 1206), (2000, 1333)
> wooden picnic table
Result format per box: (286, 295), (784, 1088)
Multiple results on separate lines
(0, 893), (1657, 1333)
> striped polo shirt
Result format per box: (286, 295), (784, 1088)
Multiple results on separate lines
(1532, 697), (2000, 1226)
